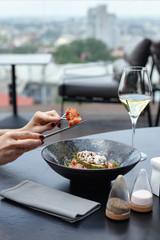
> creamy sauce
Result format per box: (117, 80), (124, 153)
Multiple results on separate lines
(77, 150), (107, 165)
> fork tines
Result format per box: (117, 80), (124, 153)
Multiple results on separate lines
(61, 113), (66, 120)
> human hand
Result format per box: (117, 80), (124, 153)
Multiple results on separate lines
(0, 131), (43, 165)
(22, 110), (61, 134)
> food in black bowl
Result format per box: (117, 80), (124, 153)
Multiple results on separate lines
(41, 138), (141, 183)
(65, 150), (120, 169)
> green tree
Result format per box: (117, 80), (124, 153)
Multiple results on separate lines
(53, 38), (113, 64)
(11, 43), (38, 54)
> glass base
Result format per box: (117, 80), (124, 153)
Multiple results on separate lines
(140, 152), (147, 161)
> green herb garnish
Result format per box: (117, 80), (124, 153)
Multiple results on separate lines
(112, 161), (120, 167)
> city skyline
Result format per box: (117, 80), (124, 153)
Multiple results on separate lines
(0, 0), (159, 18)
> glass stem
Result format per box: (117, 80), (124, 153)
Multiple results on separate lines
(131, 117), (138, 147)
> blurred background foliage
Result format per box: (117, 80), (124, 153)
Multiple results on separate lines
(53, 38), (115, 64)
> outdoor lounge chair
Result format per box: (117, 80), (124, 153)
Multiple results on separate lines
(150, 34), (160, 126)
(58, 37), (152, 126)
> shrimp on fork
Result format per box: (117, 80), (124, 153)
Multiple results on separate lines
(65, 107), (82, 127)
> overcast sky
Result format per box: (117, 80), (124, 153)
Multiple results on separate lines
(0, 0), (159, 18)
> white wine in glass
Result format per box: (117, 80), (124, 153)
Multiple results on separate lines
(118, 66), (152, 160)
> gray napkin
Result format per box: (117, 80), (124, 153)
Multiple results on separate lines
(0, 180), (101, 223)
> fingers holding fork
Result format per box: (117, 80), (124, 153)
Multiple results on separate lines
(51, 113), (66, 128)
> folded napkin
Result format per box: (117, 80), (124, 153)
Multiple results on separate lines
(0, 180), (101, 223)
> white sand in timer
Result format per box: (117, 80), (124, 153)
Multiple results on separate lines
(131, 189), (153, 206)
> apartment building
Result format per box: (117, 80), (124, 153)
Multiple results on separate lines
(87, 5), (118, 49)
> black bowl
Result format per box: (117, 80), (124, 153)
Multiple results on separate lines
(41, 138), (141, 182)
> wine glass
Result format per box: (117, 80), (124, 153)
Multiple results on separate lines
(118, 66), (152, 160)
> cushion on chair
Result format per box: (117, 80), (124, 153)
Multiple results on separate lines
(124, 37), (151, 66)
(112, 37), (151, 82)
(58, 75), (119, 100)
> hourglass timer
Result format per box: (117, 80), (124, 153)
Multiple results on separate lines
(106, 175), (130, 221)
(130, 169), (153, 212)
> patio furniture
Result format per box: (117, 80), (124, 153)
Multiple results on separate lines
(149, 35), (160, 125)
(0, 54), (52, 115)
(58, 37), (152, 126)
(0, 54), (52, 128)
